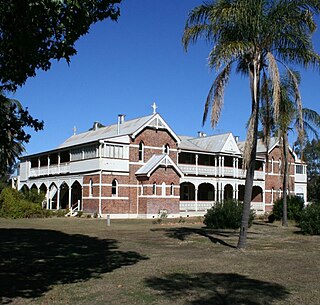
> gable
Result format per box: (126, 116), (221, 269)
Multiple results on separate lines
(221, 134), (241, 154)
(131, 114), (180, 144)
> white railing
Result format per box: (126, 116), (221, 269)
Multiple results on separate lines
(180, 201), (215, 211)
(29, 163), (70, 177)
(65, 200), (81, 217)
(178, 164), (265, 180)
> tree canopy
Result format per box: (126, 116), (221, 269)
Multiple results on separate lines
(0, 0), (121, 91)
(0, 0), (121, 176)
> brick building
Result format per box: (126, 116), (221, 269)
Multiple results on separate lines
(17, 108), (307, 218)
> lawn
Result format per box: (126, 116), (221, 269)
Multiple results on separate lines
(0, 217), (319, 305)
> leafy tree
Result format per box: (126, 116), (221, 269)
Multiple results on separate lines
(182, 0), (320, 248)
(0, 95), (43, 176)
(0, 0), (121, 91)
(0, 0), (121, 177)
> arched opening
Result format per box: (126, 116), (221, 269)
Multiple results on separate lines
(198, 183), (215, 201)
(49, 183), (58, 209)
(30, 184), (38, 192)
(164, 144), (170, 154)
(238, 185), (245, 202)
(71, 181), (82, 210)
(252, 185), (263, 202)
(39, 183), (47, 208)
(89, 178), (93, 197)
(152, 182), (157, 195)
(170, 183), (174, 196)
(59, 182), (69, 209)
(112, 179), (118, 196)
(161, 182), (166, 196)
(224, 184), (233, 200)
(138, 141), (144, 162)
(180, 182), (195, 201)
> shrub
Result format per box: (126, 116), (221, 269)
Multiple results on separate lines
(0, 187), (48, 218)
(271, 196), (304, 222)
(21, 188), (45, 205)
(204, 200), (255, 229)
(298, 203), (320, 235)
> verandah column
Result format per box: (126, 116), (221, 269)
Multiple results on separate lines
(195, 186), (198, 211)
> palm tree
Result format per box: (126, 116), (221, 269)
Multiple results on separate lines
(261, 71), (320, 226)
(182, 0), (320, 248)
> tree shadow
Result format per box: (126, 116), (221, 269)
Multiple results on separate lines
(0, 228), (148, 304)
(151, 227), (237, 248)
(145, 272), (290, 305)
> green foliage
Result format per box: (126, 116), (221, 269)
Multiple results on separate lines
(0, 0), (121, 91)
(204, 200), (255, 230)
(21, 188), (45, 205)
(0, 187), (49, 218)
(271, 196), (304, 222)
(299, 203), (320, 235)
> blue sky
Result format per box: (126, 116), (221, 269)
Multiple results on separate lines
(13, 0), (320, 155)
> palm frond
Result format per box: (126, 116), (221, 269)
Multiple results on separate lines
(202, 62), (231, 127)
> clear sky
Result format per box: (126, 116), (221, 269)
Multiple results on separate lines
(13, 0), (320, 155)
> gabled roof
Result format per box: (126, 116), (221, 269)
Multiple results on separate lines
(237, 137), (279, 154)
(58, 113), (180, 149)
(179, 133), (241, 154)
(135, 154), (183, 177)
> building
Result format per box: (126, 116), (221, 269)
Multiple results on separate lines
(17, 108), (307, 218)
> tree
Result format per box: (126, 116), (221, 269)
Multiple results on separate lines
(0, 95), (44, 176)
(182, 0), (320, 248)
(262, 71), (320, 226)
(0, 0), (121, 177)
(0, 0), (121, 91)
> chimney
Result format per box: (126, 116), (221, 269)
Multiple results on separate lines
(94, 121), (100, 131)
(198, 131), (207, 138)
(117, 114), (125, 134)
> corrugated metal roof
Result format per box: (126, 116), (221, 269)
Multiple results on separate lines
(135, 155), (166, 176)
(58, 114), (154, 148)
(179, 133), (233, 153)
(237, 137), (279, 153)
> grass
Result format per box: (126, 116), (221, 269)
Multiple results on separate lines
(0, 217), (319, 305)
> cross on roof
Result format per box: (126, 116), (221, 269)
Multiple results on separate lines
(152, 102), (158, 114)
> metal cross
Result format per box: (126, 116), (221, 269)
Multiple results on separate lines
(152, 102), (158, 114)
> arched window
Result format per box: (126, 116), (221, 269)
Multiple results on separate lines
(161, 182), (166, 197)
(138, 141), (144, 162)
(271, 187), (274, 203)
(278, 158), (282, 175)
(164, 144), (170, 154)
(170, 183), (174, 196)
(152, 182), (156, 195)
(112, 179), (118, 196)
(271, 157), (274, 173)
(89, 178), (93, 197)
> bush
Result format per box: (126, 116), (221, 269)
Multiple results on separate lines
(271, 196), (304, 222)
(21, 188), (45, 205)
(204, 200), (255, 229)
(0, 187), (48, 218)
(298, 203), (320, 235)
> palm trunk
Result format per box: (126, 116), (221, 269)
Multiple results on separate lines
(282, 133), (289, 227)
(237, 59), (260, 249)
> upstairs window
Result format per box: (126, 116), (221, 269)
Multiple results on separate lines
(161, 182), (166, 197)
(112, 179), (118, 196)
(164, 144), (170, 154)
(170, 183), (174, 196)
(296, 164), (303, 174)
(89, 179), (93, 197)
(139, 141), (144, 162)
(271, 157), (274, 173)
(152, 182), (156, 195)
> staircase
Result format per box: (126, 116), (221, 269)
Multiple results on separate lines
(65, 200), (81, 217)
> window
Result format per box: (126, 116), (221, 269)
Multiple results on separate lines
(170, 183), (174, 196)
(83, 146), (97, 159)
(152, 182), (156, 195)
(296, 164), (303, 174)
(112, 179), (118, 196)
(271, 187), (274, 203)
(89, 179), (93, 197)
(164, 144), (170, 154)
(278, 158), (282, 175)
(161, 182), (166, 197)
(104, 144), (124, 159)
(139, 141), (144, 162)
(271, 157), (274, 173)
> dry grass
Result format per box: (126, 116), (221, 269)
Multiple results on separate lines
(0, 217), (319, 305)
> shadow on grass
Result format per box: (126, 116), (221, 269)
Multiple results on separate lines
(252, 221), (278, 227)
(145, 272), (289, 305)
(0, 228), (148, 304)
(151, 227), (237, 248)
